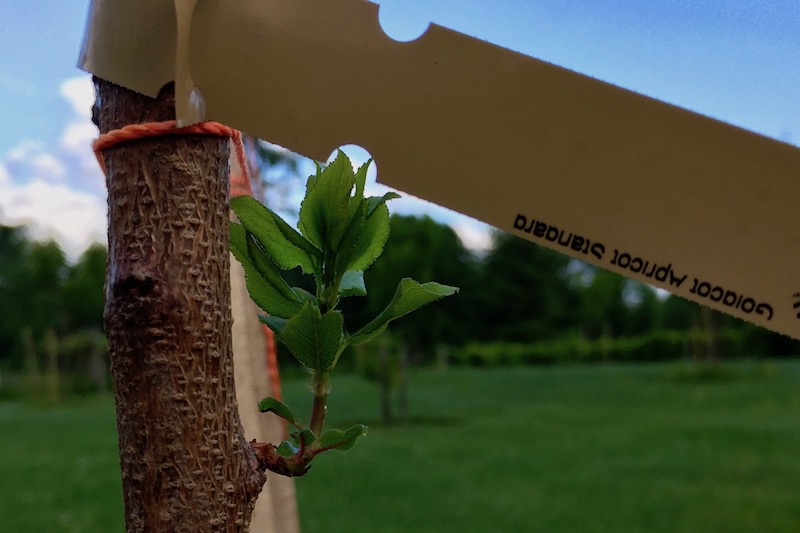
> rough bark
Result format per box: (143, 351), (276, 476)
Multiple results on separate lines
(94, 79), (265, 532)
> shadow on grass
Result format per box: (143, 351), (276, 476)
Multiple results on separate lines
(664, 360), (778, 384)
(338, 414), (464, 429)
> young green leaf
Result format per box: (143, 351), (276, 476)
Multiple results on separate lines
(279, 302), (344, 373)
(258, 397), (300, 425)
(298, 151), (356, 252)
(292, 287), (317, 303)
(231, 196), (321, 273)
(292, 428), (316, 448)
(339, 270), (367, 298)
(332, 199), (368, 277)
(346, 202), (391, 272)
(259, 314), (287, 335)
(230, 223), (303, 319)
(353, 159), (370, 200)
(319, 424), (368, 452)
(245, 233), (301, 305)
(276, 440), (300, 457)
(366, 192), (402, 216)
(336, 160), (372, 257)
(348, 279), (458, 346)
(340, 160), (371, 243)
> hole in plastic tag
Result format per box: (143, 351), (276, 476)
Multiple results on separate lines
(376, 1), (431, 42)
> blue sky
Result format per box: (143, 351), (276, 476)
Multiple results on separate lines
(1, 0), (798, 260)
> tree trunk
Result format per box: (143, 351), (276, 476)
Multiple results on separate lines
(44, 329), (60, 405)
(94, 80), (264, 532)
(21, 328), (40, 404)
(436, 344), (449, 371)
(88, 328), (109, 394)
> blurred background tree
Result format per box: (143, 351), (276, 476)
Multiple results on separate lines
(476, 231), (578, 343)
(0, 224), (106, 399)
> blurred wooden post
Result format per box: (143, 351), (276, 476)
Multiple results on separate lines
(88, 329), (109, 393)
(230, 147), (301, 533)
(436, 344), (450, 371)
(44, 330), (60, 404)
(377, 335), (393, 425)
(21, 328), (40, 403)
(397, 341), (409, 422)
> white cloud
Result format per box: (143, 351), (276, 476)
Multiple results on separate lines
(59, 76), (95, 121)
(6, 140), (45, 165)
(0, 179), (106, 262)
(451, 218), (493, 252)
(3, 137), (102, 195)
(1, 75), (105, 261)
(57, 76), (104, 193)
(60, 122), (98, 154)
(31, 153), (67, 182)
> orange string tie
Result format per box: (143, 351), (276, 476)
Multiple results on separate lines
(92, 120), (250, 193)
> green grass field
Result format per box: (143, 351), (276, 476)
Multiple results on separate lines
(2, 361), (800, 532)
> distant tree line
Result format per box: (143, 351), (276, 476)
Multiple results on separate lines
(2, 214), (798, 401)
(0, 224), (107, 399)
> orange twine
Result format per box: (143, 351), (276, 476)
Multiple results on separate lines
(93, 120), (250, 188)
(93, 120), (283, 402)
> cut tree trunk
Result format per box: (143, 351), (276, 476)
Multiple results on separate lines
(94, 79), (265, 532)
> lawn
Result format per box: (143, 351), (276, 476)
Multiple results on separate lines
(0, 396), (123, 532)
(2, 361), (800, 532)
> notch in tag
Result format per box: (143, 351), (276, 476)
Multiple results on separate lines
(376, 2), (431, 43)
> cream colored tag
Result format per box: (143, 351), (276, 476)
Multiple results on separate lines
(79, 0), (800, 339)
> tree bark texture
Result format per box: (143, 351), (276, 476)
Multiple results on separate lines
(94, 80), (265, 532)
